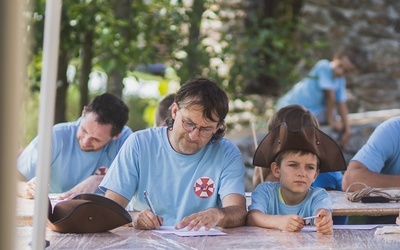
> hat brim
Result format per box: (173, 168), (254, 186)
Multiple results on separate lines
(253, 123), (346, 173)
(47, 193), (132, 233)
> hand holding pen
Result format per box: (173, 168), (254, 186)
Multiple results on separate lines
(143, 191), (162, 228)
(302, 214), (320, 225)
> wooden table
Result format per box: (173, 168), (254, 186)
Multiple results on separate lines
(17, 191), (400, 227)
(16, 197), (35, 226)
(15, 225), (400, 249)
(329, 191), (400, 216)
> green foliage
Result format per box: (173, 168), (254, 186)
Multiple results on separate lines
(124, 96), (152, 132)
(226, 1), (304, 97)
(23, 0), (309, 145)
(20, 89), (40, 148)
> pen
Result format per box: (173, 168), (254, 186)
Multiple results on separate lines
(143, 191), (162, 225)
(302, 214), (320, 220)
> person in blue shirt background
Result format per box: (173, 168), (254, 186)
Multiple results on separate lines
(17, 93), (132, 200)
(275, 46), (366, 149)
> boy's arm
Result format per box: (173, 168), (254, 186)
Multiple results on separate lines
(247, 209), (304, 232)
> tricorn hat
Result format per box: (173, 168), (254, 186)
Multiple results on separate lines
(253, 123), (346, 173)
(47, 193), (132, 233)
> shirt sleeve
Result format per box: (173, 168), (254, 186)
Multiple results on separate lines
(311, 188), (333, 214)
(351, 119), (398, 173)
(316, 62), (335, 90)
(248, 183), (271, 213)
(218, 142), (246, 201)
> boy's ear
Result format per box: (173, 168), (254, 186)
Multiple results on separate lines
(271, 162), (280, 179)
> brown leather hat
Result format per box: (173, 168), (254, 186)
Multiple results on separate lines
(47, 194), (132, 233)
(253, 123), (346, 173)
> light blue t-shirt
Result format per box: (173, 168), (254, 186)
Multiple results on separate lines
(275, 59), (347, 117)
(351, 116), (400, 175)
(17, 118), (132, 193)
(249, 182), (332, 225)
(99, 126), (246, 226)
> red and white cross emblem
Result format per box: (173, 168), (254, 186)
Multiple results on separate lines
(194, 177), (215, 198)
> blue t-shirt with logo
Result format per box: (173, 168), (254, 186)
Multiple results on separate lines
(100, 126), (245, 226)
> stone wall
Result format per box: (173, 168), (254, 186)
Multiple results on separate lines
(299, 0), (400, 113)
(216, 1), (400, 191)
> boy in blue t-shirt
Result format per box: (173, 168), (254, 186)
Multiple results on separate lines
(248, 120), (346, 235)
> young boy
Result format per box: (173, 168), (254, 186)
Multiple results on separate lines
(247, 121), (346, 235)
(252, 105), (348, 225)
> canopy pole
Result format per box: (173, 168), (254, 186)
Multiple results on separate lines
(32, 0), (62, 249)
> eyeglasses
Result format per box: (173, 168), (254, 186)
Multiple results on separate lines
(181, 119), (216, 138)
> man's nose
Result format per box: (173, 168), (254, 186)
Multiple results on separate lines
(189, 128), (200, 140)
(82, 135), (92, 145)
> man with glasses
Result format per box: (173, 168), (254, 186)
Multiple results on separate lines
(100, 78), (247, 230)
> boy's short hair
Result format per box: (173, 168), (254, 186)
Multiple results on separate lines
(274, 149), (320, 168)
(267, 104), (319, 131)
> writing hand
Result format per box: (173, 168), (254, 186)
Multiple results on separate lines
(133, 209), (162, 230)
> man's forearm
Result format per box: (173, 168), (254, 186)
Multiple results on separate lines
(217, 205), (247, 228)
(343, 163), (400, 191)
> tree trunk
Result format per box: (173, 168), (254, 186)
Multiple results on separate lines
(106, 0), (133, 98)
(182, 0), (205, 83)
(54, 49), (70, 124)
(79, 29), (94, 111)
(107, 70), (124, 99)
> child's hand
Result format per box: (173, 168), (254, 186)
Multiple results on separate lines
(278, 215), (304, 232)
(314, 209), (333, 235)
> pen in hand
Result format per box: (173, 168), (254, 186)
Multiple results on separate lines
(302, 214), (320, 220)
(302, 214), (320, 225)
(143, 191), (162, 226)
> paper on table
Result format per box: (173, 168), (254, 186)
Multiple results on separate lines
(301, 224), (380, 232)
(153, 226), (226, 237)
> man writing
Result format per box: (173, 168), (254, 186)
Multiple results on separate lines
(100, 78), (247, 230)
(17, 93), (132, 200)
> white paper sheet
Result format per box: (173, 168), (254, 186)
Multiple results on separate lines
(153, 226), (226, 237)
